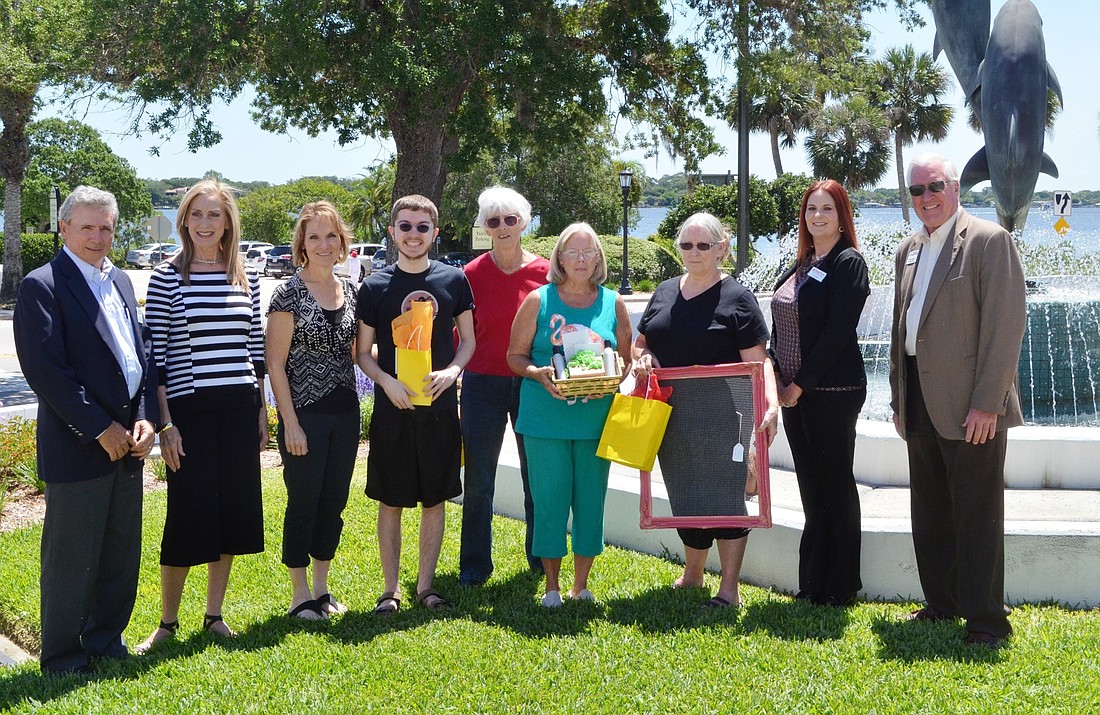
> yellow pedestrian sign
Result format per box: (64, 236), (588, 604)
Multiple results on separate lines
(1054, 216), (1071, 236)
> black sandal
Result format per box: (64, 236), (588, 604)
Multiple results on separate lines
(203, 613), (236, 637)
(134, 620), (178, 655)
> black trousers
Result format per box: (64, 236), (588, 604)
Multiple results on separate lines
(905, 358), (1012, 637)
(278, 405), (360, 568)
(782, 387), (865, 600)
(40, 464), (142, 673)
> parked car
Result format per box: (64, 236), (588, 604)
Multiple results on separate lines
(148, 244), (182, 266)
(440, 251), (475, 268)
(263, 245), (296, 277)
(245, 246), (273, 272)
(349, 242), (384, 275)
(240, 241), (274, 255)
(371, 250), (388, 272)
(126, 243), (178, 269)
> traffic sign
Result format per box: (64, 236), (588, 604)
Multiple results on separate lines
(1054, 217), (1071, 236)
(472, 225), (491, 250)
(147, 213), (173, 241)
(1053, 191), (1072, 217)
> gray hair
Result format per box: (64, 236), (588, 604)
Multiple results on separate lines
(547, 222), (608, 286)
(59, 186), (118, 224)
(906, 152), (960, 184)
(676, 212), (731, 259)
(477, 185), (532, 229)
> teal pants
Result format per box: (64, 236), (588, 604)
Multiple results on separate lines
(523, 436), (610, 558)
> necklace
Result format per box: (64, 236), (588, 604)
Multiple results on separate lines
(192, 257), (222, 265)
(491, 250), (522, 273)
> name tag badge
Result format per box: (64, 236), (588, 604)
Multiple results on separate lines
(807, 266), (827, 282)
(905, 249), (919, 266)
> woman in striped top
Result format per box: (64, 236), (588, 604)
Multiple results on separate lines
(136, 180), (268, 653)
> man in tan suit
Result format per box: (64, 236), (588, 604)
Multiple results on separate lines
(889, 152), (1026, 647)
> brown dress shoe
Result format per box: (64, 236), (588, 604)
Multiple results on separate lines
(901, 606), (951, 622)
(964, 631), (1008, 648)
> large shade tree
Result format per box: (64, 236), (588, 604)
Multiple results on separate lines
(873, 45), (954, 223)
(250, 0), (715, 212)
(7, 119), (153, 243)
(0, 0), (88, 300)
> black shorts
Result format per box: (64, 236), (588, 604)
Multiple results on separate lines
(366, 407), (462, 508)
(677, 527), (750, 551)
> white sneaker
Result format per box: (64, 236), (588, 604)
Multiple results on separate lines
(541, 590), (563, 608)
(570, 588), (595, 602)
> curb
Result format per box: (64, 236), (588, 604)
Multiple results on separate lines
(0, 633), (32, 668)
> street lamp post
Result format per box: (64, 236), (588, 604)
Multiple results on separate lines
(618, 168), (633, 296)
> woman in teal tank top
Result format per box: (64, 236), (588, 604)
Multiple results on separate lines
(507, 223), (632, 607)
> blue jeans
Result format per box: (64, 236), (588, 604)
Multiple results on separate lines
(459, 371), (538, 583)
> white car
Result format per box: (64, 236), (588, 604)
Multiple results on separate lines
(239, 241), (274, 255)
(245, 247), (273, 272)
(126, 242), (178, 269)
(349, 243), (384, 275)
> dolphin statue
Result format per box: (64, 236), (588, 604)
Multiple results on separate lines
(960, 0), (1062, 233)
(930, 0), (990, 114)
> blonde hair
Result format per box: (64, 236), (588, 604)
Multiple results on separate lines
(174, 179), (247, 291)
(547, 222), (608, 285)
(292, 201), (352, 268)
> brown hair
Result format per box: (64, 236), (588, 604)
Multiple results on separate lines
(174, 179), (248, 291)
(390, 194), (438, 227)
(292, 201), (352, 268)
(797, 179), (859, 265)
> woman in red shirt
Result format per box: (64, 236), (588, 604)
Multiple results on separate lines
(459, 186), (550, 586)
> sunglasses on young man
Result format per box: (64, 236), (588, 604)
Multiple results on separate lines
(395, 221), (433, 233)
(907, 180), (947, 197)
(485, 215), (520, 229)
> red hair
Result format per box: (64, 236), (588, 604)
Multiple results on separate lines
(797, 179), (859, 265)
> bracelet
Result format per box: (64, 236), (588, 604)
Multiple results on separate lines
(158, 421), (175, 434)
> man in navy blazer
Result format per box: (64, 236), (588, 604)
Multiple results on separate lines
(14, 186), (159, 674)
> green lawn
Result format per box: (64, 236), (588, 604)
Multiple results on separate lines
(1, 465), (1098, 714)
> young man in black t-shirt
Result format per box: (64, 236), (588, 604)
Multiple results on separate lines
(356, 194), (476, 614)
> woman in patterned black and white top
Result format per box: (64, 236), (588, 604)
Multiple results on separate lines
(266, 202), (360, 621)
(136, 180), (268, 653)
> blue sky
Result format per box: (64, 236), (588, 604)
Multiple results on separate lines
(41, 0), (1099, 192)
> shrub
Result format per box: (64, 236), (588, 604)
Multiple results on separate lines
(523, 234), (681, 290)
(656, 179), (780, 242)
(360, 394), (375, 440)
(0, 417), (40, 493)
(267, 404), (279, 447)
(146, 457), (168, 482)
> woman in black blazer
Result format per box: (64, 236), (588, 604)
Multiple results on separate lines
(770, 179), (869, 607)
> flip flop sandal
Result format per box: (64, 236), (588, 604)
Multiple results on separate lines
(374, 592), (401, 616)
(316, 593), (347, 614)
(702, 596), (732, 608)
(288, 599), (326, 620)
(416, 588), (452, 611)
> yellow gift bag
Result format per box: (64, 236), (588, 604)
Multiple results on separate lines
(596, 374), (673, 471)
(393, 301), (434, 406)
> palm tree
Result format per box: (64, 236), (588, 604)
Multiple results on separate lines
(873, 45), (954, 223)
(805, 95), (891, 193)
(349, 160), (396, 244)
(728, 51), (818, 176)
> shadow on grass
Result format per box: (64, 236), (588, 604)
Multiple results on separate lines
(739, 598), (851, 642)
(871, 616), (1008, 663)
(601, 585), (745, 634)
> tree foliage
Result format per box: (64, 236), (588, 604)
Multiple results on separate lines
(249, 0), (714, 208)
(805, 95), (891, 192)
(3, 119), (152, 245)
(656, 180), (779, 242)
(872, 45), (953, 223)
(238, 179), (355, 246)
